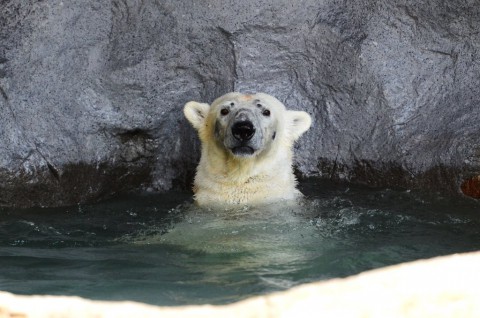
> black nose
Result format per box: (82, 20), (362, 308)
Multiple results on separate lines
(232, 121), (255, 141)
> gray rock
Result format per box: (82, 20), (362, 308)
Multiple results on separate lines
(0, 0), (479, 207)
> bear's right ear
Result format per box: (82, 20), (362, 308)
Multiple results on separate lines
(184, 101), (210, 130)
(287, 110), (312, 141)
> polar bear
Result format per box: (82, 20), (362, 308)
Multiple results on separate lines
(184, 92), (311, 206)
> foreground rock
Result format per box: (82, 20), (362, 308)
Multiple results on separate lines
(1, 251), (479, 317)
(1, 1), (479, 207)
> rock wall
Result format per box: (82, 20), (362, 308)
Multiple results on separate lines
(1, 0), (479, 207)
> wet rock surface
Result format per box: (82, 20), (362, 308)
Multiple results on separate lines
(0, 0), (479, 207)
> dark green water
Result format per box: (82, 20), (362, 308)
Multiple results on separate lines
(1, 179), (479, 306)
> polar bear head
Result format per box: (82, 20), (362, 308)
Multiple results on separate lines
(184, 92), (311, 161)
(184, 92), (311, 206)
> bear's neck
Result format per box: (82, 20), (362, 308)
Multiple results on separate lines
(201, 143), (293, 182)
(192, 143), (300, 206)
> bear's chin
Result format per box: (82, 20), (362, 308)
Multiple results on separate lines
(230, 146), (255, 157)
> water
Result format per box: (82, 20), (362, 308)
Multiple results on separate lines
(1, 179), (479, 306)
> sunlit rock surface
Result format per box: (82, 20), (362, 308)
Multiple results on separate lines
(1, 1), (479, 207)
(1, 251), (479, 317)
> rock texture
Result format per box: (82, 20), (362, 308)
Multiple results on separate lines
(1, 251), (480, 317)
(1, 0), (479, 207)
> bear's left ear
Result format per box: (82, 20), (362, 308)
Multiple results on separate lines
(287, 110), (312, 141)
(184, 101), (210, 130)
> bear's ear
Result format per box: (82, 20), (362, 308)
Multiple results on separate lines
(287, 110), (312, 141)
(184, 101), (210, 130)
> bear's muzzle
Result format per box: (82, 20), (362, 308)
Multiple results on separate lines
(224, 108), (264, 157)
(232, 120), (256, 141)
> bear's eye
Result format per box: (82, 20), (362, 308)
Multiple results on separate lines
(256, 103), (262, 108)
(262, 109), (271, 117)
(220, 108), (230, 116)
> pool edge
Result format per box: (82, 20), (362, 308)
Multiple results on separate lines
(1, 251), (479, 318)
